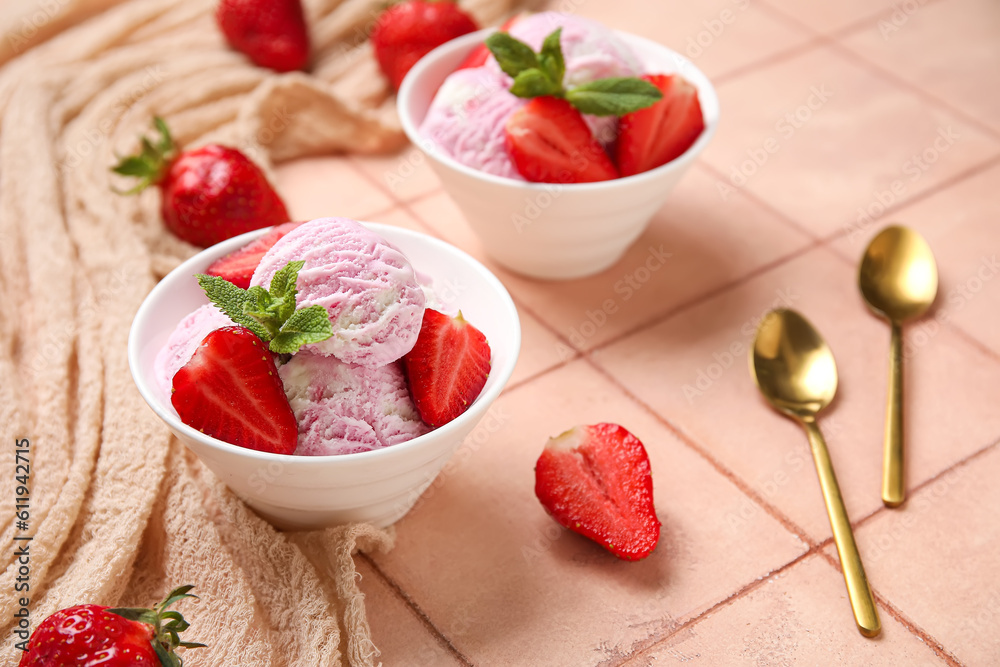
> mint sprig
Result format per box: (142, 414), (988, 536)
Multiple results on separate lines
(485, 28), (662, 116)
(196, 260), (334, 355)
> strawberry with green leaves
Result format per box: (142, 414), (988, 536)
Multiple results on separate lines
(18, 586), (204, 667)
(372, 0), (479, 91)
(113, 117), (290, 248)
(535, 423), (660, 561)
(485, 29), (663, 183)
(172, 261), (335, 454)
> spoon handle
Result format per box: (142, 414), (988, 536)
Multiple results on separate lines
(803, 419), (882, 638)
(883, 322), (905, 507)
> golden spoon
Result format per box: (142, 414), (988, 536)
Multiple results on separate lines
(751, 308), (881, 638)
(859, 225), (938, 508)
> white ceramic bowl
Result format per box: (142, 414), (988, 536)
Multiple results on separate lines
(398, 28), (719, 281)
(128, 223), (521, 530)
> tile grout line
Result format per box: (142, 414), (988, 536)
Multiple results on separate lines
(846, 435), (1000, 533)
(807, 438), (1000, 665)
(709, 38), (825, 87)
(754, 0), (1000, 144)
(580, 353), (818, 548)
(357, 552), (476, 667)
(819, 152), (1000, 256)
(617, 550), (816, 665)
(588, 235), (825, 355)
(692, 161), (823, 242)
(813, 550), (965, 667)
(824, 0), (948, 42)
(346, 152), (446, 213)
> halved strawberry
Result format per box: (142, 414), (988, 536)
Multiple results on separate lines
(535, 423), (660, 561)
(402, 309), (491, 428)
(172, 326), (298, 454)
(206, 221), (303, 288)
(504, 97), (618, 184)
(456, 12), (526, 70)
(616, 74), (705, 177)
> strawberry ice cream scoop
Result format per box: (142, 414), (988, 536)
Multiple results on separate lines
(280, 350), (429, 456)
(154, 303), (232, 397)
(419, 66), (526, 180)
(251, 217), (425, 367)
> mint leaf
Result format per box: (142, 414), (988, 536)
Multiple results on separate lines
(197, 261), (334, 353)
(538, 28), (565, 87)
(510, 68), (562, 98)
(270, 306), (335, 354)
(267, 260), (302, 324)
(196, 274), (270, 341)
(268, 260), (303, 301)
(485, 32), (539, 78)
(565, 77), (663, 116)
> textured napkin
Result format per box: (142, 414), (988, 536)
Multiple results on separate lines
(0, 0), (528, 663)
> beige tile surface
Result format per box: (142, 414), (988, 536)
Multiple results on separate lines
(568, 0), (813, 79)
(350, 149), (442, 204)
(699, 45), (1000, 238)
(274, 156), (395, 222)
(759, 0), (937, 35)
(623, 556), (947, 666)
(841, 0), (1000, 135)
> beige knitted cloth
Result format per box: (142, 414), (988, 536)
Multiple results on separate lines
(0, 0), (526, 664)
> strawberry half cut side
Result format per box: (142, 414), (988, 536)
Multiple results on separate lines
(403, 309), (491, 428)
(616, 74), (705, 177)
(171, 326), (298, 454)
(206, 221), (304, 288)
(535, 423), (660, 561)
(504, 96), (618, 184)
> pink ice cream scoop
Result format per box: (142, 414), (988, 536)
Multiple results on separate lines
(154, 303), (232, 397)
(251, 217), (425, 367)
(280, 350), (429, 456)
(419, 66), (526, 180)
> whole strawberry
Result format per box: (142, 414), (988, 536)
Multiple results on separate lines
(113, 117), (290, 248)
(18, 585), (204, 667)
(372, 0), (479, 91)
(216, 0), (310, 72)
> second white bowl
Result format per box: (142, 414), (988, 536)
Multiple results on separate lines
(398, 28), (719, 280)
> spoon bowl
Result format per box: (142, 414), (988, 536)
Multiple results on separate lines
(860, 225), (938, 322)
(750, 309), (881, 638)
(751, 309), (838, 419)
(859, 224), (938, 508)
